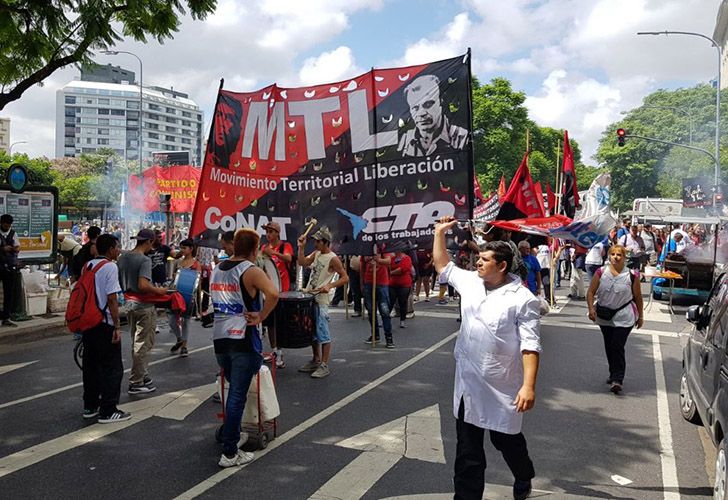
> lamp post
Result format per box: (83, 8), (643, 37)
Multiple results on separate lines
(637, 30), (722, 204)
(8, 141), (27, 155)
(101, 50), (143, 175)
(621, 105), (695, 145)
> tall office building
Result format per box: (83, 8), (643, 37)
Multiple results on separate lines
(0, 118), (9, 154)
(55, 76), (204, 165)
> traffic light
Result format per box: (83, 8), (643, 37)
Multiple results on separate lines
(617, 128), (626, 147)
(105, 158), (113, 175)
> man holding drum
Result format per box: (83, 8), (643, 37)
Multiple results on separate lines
(261, 222), (295, 368)
(297, 227), (349, 379)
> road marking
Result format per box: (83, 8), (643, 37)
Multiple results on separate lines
(652, 334), (680, 499)
(0, 345), (213, 411)
(310, 451), (401, 500)
(0, 383), (215, 478)
(174, 331), (459, 500)
(310, 404), (445, 499)
(0, 360), (37, 375)
(611, 474), (633, 485)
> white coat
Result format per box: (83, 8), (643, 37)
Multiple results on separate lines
(444, 262), (541, 434)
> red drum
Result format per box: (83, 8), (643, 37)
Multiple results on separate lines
(275, 291), (316, 349)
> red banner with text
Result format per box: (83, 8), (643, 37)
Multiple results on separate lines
(128, 165), (201, 213)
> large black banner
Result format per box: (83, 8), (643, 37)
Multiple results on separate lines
(190, 53), (473, 254)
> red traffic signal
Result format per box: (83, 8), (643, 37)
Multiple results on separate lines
(617, 128), (626, 147)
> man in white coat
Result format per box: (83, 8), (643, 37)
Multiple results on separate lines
(434, 217), (541, 500)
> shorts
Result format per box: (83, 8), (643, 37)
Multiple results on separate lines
(315, 303), (331, 344)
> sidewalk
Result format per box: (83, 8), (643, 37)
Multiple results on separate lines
(0, 313), (68, 345)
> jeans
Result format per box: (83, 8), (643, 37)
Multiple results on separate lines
(454, 398), (534, 500)
(82, 323), (123, 416)
(585, 264), (601, 284)
(167, 311), (189, 342)
(599, 325), (632, 384)
(127, 305), (157, 385)
(363, 283), (392, 338)
(216, 351), (263, 457)
(388, 285), (410, 322)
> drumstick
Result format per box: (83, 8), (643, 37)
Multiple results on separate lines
(301, 218), (318, 238)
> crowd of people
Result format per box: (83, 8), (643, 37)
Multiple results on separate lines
(33, 214), (721, 499)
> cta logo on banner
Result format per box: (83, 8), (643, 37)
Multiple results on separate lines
(190, 54), (473, 254)
(128, 165), (202, 213)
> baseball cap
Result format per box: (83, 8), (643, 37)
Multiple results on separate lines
(312, 226), (332, 242)
(262, 222), (281, 232)
(131, 228), (156, 241)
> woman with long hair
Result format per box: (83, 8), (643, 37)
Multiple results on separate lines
(586, 245), (644, 394)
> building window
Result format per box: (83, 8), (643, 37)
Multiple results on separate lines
(98, 138), (109, 145)
(98, 118), (109, 125)
(65, 96), (76, 104)
(147, 113), (159, 121)
(98, 98), (109, 105)
(165, 135), (176, 142)
(148, 132), (159, 139)
(165, 117), (177, 124)
(182, 111), (191, 118)
(86, 138), (93, 144)
(181, 138), (191, 145)
(98, 108), (110, 115)
(111, 109), (125, 116)
(127, 101), (140, 109)
(166, 107), (176, 114)
(98, 128), (109, 135)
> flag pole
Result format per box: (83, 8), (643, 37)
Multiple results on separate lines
(550, 139), (561, 307)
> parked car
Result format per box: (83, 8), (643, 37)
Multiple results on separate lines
(681, 272), (728, 498)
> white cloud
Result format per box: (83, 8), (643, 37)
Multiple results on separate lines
(299, 47), (361, 86)
(401, 13), (471, 65)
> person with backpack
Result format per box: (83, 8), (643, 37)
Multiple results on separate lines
(0, 214), (19, 327)
(586, 244), (644, 395)
(71, 234), (130, 423)
(260, 222), (294, 368)
(118, 228), (168, 395)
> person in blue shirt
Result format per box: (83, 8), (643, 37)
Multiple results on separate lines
(616, 219), (631, 239)
(658, 232), (683, 263)
(518, 240), (542, 296)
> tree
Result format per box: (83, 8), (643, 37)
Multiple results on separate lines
(470, 77), (590, 196)
(0, 151), (55, 184)
(595, 84), (727, 211)
(54, 175), (95, 209)
(0, 0), (217, 110)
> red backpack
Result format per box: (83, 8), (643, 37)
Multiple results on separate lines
(66, 260), (110, 333)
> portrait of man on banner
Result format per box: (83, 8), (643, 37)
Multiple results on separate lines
(397, 74), (469, 158)
(206, 94), (243, 169)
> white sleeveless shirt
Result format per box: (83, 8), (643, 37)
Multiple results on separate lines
(595, 265), (638, 328)
(210, 260), (260, 342)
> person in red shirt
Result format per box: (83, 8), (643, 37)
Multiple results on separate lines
(415, 247), (433, 301)
(260, 222), (294, 368)
(362, 249), (394, 347)
(389, 249), (413, 328)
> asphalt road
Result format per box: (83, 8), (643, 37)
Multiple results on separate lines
(0, 287), (714, 499)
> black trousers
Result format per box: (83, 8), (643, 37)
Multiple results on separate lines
(82, 323), (123, 416)
(388, 285), (410, 322)
(599, 325), (632, 384)
(0, 270), (14, 320)
(454, 398), (534, 500)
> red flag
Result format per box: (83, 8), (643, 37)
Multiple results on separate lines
(546, 182), (556, 215)
(473, 175), (485, 202)
(561, 130), (579, 218)
(497, 175), (507, 199)
(497, 152), (544, 220)
(533, 181), (546, 218)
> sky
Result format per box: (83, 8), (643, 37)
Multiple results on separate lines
(1, 0), (722, 166)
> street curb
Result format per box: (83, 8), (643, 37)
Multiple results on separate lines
(0, 316), (68, 345)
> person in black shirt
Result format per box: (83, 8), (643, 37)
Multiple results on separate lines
(70, 226), (102, 283)
(148, 229), (171, 286)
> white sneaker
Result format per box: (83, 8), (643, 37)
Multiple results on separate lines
(219, 449), (254, 468)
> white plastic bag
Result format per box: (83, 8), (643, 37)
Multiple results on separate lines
(538, 294), (550, 316)
(217, 364), (280, 425)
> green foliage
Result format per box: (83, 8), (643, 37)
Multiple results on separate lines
(54, 175), (95, 210)
(471, 78), (589, 197)
(0, 151), (54, 185)
(596, 84), (728, 211)
(0, 1), (217, 109)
